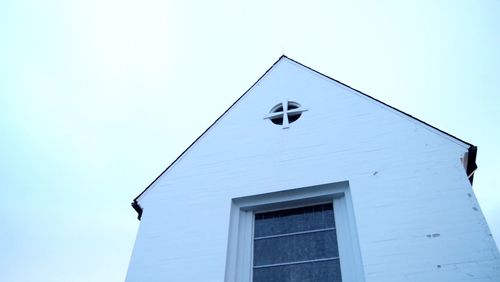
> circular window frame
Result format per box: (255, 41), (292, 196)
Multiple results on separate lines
(265, 100), (307, 128)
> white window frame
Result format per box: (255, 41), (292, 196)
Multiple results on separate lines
(224, 181), (365, 282)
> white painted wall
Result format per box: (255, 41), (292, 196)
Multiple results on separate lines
(126, 58), (500, 281)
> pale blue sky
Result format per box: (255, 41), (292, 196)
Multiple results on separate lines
(1, 1), (499, 281)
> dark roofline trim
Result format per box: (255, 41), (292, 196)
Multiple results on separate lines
(466, 146), (478, 184)
(285, 56), (477, 185)
(132, 201), (143, 220)
(131, 55), (287, 220)
(131, 55), (477, 220)
(285, 56), (474, 148)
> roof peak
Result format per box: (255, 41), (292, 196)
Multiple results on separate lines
(131, 56), (477, 220)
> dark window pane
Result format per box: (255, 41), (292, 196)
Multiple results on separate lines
(253, 259), (342, 282)
(254, 204), (334, 237)
(254, 230), (338, 266)
(273, 105), (284, 112)
(287, 103), (299, 110)
(287, 112), (301, 123)
(270, 116), (284, 125)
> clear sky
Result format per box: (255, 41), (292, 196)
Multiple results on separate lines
(1, 1), (498, 281)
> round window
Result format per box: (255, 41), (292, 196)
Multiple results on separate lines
(265, 101), (306, 128)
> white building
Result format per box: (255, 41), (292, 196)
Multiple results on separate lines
(126, 56), (500, 282)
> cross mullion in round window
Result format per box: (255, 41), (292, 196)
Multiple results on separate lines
(265, 100), (307, 129)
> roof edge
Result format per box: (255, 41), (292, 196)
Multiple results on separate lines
(131, 55), (478, 220)
(283, 57), (478, 184)
(131, 55), (288, 220)
(284, 56), (474, 148)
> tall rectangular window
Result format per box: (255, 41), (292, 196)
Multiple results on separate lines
(225, 182), (364, 282)
(252, 203), (342, 282)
